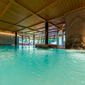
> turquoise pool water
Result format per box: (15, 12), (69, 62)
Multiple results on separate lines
(0, 46), (85, 85)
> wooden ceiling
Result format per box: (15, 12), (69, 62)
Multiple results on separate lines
(0, 0), (85, 38)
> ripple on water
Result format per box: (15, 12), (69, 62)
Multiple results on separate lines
(0, 46), (85, 85)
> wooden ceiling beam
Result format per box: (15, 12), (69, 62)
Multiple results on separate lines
(49, 31), (57, 33)
(9, 0), (65, 33)
(49, 22), (61, 30)
(49, 16), (64, 21)
(5, 14), (33, 31)
(17, 21), (44, 32)
(36, 0), (59, 14)
(33, 25), (52, 32)
(0, 2), (12, 18)
(37, 28), (57, 32)
(3, 0), (85, 34)
(9, 0), (45, 21)
(9, 0), (49, 32)
(0, 20), (28, 28)
(49, 28), (57, 31)
(64, 6), (85, 15)
(19, 31), (32, 34)
(54, 22), (65, 25)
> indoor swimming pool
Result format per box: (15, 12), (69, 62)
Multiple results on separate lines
(0, 46), (85, 85)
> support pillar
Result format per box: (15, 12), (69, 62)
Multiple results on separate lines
(45, 22), (48, 44)
(22, 36), (23, 45)
(39, 37), (40, 43)
(41, 37), (42, 43)
(50, 36), (51, 43)
(15, 32), (17, 46)
(29, 36), (30, 44)
(57, 31), (59, 46)
(54, 35), (55, 42)
(62, 32), (63, 46)
(26, 37), (27, 43)
(65, 8), (85, 49)
(33, 35), (35, 45)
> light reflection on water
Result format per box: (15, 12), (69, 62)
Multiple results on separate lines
(0, 46), (85, 85)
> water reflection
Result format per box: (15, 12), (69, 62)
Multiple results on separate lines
(0, 46), (85, 85)
(44, 55), (49, 65)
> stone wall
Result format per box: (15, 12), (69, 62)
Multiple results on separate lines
(0, 34), (19, 45)
(65, 8), (85, 49)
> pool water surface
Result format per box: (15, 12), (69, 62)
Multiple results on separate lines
(0, 46), (85, 85)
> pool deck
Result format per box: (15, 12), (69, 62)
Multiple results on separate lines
(35, 44), (65, 49)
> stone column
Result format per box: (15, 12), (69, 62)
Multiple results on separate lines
(15, 32), (17, 46)
(45, 22), (48, 44)
(65, 8), (85, 49)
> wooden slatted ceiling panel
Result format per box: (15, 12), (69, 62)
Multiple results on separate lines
(0, 3), (32, 24)
(15, 0), (57, 13)
(37, 0), (65, 20)
(34, 31), (38, 33)
(50, 17), (65, 25)
(0, 0), (9, 15)
(9, 3), (32, 18)
(30, 23), (45, 29)
(30, 23), (52, 30)
(56, 24), (63, 28)
(19, 28), (32, 32)
(48, 26), (56, 29)
(8, 26), (22, 31)
(66, 0), (85, 12)
(0, 21), (12, 30)
(49, 29), (57, 32)
(18, 15), (44, 27)
(37, 0), (85, 21)
(49, 32), (57, 34)
(38, 28), (45, 31)
(19, 32), (33, 35)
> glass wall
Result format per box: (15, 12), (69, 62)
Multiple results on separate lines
(58, 31), (65, 46)
(42, 38), (45, 43)
(48, 36), (57, 45)
(59, 36), (62, 45)
(19, 36), (22, 43)
(19, 36), (30, 44)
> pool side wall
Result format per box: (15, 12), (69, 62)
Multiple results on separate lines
(0, 34), (19, 45)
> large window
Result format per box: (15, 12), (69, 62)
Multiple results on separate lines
(58, 31), (65, 46)
(42, 38), (45, 43)
(63, 35), (65, 42)
(27, 39), (29, 43)
(19, 38), (22, 43)
(59, 36), (62, 45)
(19, 36), (30, 44)
(48, 36), (57, 45)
